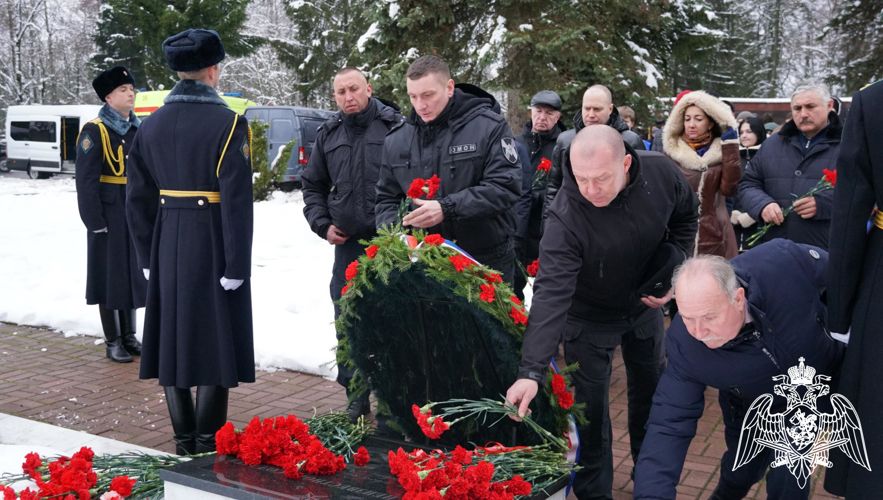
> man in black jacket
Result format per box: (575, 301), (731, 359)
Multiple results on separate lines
(514, 90), (566, 298)
(302, 67), (403, 421)
(543, 85), (645, 221)
(506, 125), (698, 499)
(375, 55), (521, 282)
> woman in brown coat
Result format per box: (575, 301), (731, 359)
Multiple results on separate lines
(662, 91), (741, 258)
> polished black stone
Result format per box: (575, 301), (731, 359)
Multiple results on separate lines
(161, 436), (569, 499)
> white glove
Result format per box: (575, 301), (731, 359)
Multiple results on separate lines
(737, 212), (757, 228)
(730, 210), (742, 225)
(220, 277), (243, 291)
(143, 269), (150, 280)
(93, 228), (108, 233)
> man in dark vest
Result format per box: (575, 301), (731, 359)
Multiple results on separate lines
(302, 67), (403, 422)
(126, 29), (254, 455)
(76, 66), (146, 363)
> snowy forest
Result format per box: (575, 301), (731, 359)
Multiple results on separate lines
(0, 0), (879, 126)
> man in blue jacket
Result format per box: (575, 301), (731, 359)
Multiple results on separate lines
(634, 239), (844, 499)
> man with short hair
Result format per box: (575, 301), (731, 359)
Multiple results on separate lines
(738, 80), (842, 249)
(302, 67), (403, 421)
(76, 66), (146, 364)
(513, 90), (566, 298)
(543, 85), (645, 220)
(375, 55), (521, 282)
(506, 125), (698, 499)
(127, 29), (255, 455)
(618, 105), (636, 130)
(634, 240), (844, 500)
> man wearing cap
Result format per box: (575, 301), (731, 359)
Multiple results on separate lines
(126, 29), (254, 455)
(506, 126), (698, 499)
(76, 66), (145, 364)
(513, 90), (566, 299)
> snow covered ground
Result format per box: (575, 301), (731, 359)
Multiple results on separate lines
(0, 177), (338, 378)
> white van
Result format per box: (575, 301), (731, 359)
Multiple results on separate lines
(5, 105), (101, 179)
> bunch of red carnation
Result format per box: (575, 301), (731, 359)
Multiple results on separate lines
(509, 296), (528, 326)
(531, 158), (553, 189)
(550, 374), (574, 410)
(407, 175), (441, 200)
(526, 260), (538, 277)
(215, 414), (368, 480)
(388, 446), (532, 500)
(342, 259), (360, 295)
(3, 447), (136, 500)
(412, 404), (450, 440)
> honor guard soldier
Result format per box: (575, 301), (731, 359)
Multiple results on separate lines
(75, 66), (146, 363)
(126, 29), (255, 455)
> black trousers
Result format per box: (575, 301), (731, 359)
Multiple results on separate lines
(482, 249), (517, 288)
(565, 311), (666, 500)
(330, 238), (368, 395)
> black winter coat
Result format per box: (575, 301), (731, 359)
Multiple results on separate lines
(825, 83), (883, 498)
(514, 120), (565, 261)
(543, 107), (645, 221)
(518, 146), (698, 378)
(738, 111), (842, 249)
(126, 80), (255, 389)
(375, 86), (521, 262)
(302, 98), (403, 241)
(75, 105), (146, 310)
(634, 240), (844, 499)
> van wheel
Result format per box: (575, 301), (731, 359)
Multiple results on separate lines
(0, 160), (8, 173)
(28, 167), (51, 179)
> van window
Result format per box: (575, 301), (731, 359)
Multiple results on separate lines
(29, 121), (56, 143)
(270, 119), (294, 143)
(10, 122), (29, 141)
(301, 118), (324, 144)
(245, 109), (269, 125)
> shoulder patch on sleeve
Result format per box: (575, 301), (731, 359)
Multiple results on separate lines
(240, 134), (251, 162)
(80, 133), (94, 154)
(501, 137), (518, 164)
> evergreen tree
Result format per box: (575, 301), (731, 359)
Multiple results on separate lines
(825, 0), (883, 94)
(92, 0), (260, 90)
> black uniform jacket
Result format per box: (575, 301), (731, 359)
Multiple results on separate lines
(126, 79), (255, 388)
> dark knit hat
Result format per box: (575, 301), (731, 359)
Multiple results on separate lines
(92, 66), (136, 102)
(162, 29), (226, 72)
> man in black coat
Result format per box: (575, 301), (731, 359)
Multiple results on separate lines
(374, 55), (521, 283)
(738, 80), (841, 249)
(76, 66), (146, 363)
(126, 29), (254, 455)
(824, 80), (883, 498)
(301, 66), (403, 421)
(506, 125), (698, 499)
(513, 90), (566, 299)
(543, 84), (645, 221)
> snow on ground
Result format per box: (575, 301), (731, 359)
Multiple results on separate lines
(0, 177), (337, 379)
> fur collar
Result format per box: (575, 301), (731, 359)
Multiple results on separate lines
(164, 79), (229, 107)
(662, 91), (739, 172)
(777, 110), (842, 141)
(98, 104), (140, 136)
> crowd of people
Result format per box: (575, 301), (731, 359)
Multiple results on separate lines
(71, 26), (883, 500)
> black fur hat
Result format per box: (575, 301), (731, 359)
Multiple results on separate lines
(162, 29), (226, 72)
(92, 66), (136, 102)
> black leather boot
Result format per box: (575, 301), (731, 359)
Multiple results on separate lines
(164, 386), (197, 456)
(195, 386), (229, 453)
(118, 309), (141, 356)
(98, 305), (133, 363)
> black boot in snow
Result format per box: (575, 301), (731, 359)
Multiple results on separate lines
(98, 305), (133, 363)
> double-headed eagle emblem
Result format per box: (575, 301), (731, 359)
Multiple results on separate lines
(734, 357), (871, 488)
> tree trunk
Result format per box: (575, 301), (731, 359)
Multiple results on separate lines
(505, 88), (528, 136)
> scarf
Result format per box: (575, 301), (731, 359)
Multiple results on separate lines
(98, 104), (140, 136)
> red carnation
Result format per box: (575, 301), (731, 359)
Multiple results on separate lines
(510, 296), (522, 306)
(510, 306), (528, 325)
(558, 391), (574, 409)
(449, 255), (474, 273)
(216, 422), (239, 455)
(345, 260), (359, 281)
(551, 374), (566, 396)
(341, 283), (350, 295)
(484, 273), (502, 283)
(823, 168), (837, 187)
(426, 175), (441, 199)
(424, 234), (445, 246)
(407, 178), (426, 199)
(526, 259), (539, 277)
(354, 446), (370, 466)
(366, 245), (379, 259)
(504, 475), (532, 496)
(110, 476), (136, 497)
(538, 158), (552, 173)
(23, 452), (41, 479)
(479, 284), (496, 303)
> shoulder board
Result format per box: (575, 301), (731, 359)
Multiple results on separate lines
(87, 118), (103, 125)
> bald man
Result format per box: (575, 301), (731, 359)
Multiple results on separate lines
(507, 125), (698, 499)
(543, 85), (645, 223)
(301, 67), (403, 421)
(634, 241), (843, 500)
